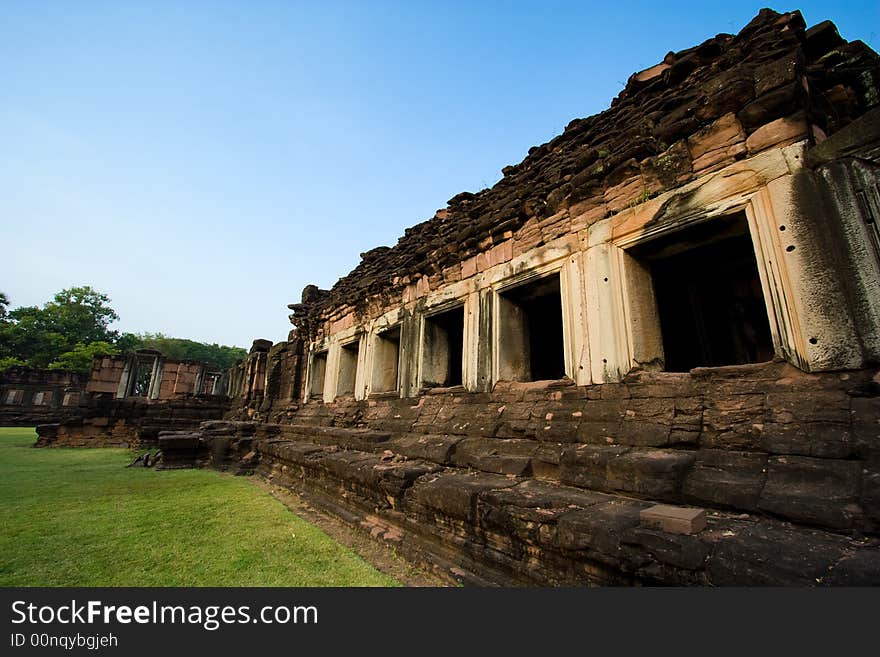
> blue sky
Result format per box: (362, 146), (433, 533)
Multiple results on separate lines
(1, 1), (877, 348)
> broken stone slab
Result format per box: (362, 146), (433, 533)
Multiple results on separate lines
(639, 504), (707, 535)
(622, 527), (710, 571)
(386, 433), (464, 464)
(158, 433), (201, 450)
(704, 519), (853, 586)
(556, 499), (651, 556)
(407, 471), (519, 521)
(450, 437), (539, 476)
(126, 452), (152, 468)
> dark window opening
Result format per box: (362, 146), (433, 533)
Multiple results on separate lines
(130, 356), (155, 397)
(310, 351), (328, 398)
(631, 212), (774, 372)
(422, 305), (464, 388)
(371, 326), (401, 393)
(32, 391), (53, 406)
(498, 274), (565, 382)
(337, 340), (360, 397)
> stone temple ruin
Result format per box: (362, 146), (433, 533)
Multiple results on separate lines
(27, 9), (880, 584)
(29, 350), (229, 448)
(0, 366), (87, 427)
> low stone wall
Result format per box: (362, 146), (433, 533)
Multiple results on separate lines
(0, 405), (83, 428)
(184, 361), (880, 585)
(0, 366), (86, 427)
(35, 396), (231, 449)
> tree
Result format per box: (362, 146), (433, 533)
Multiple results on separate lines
(0, 286), (121, 368)
(130, 333), (246, 369)
(115, 332), (143, 354)
(41, 286), (120, 346)
(0, 356), (26, 372)
(48, 341), (120, 373)
(1, 305), (67, 368)
(0, 287), (246, 372)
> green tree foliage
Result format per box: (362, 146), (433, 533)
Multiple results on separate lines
(115, 332), (143, 354)
(43, 287), (120, 345)
(0, 288), (246, 372)
(0, 356), (26, 372)
(48, 341), (120, 373)
(0, 286), (120, 368)
(130, 333), (246, 369)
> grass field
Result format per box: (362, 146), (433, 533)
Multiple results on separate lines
(0, 427), (398, 586)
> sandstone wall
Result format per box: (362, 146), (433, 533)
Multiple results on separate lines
(0, 367), (87, 426)
(35, 396), (231, 448)
(197, 361), (880, 585)
(207, 9), (880, 585)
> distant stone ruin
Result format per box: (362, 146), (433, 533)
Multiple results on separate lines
(0, 366), (87, 426)
(31, 351), (230, 448)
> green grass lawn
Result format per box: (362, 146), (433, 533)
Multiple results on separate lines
(0, 427), (398, 586)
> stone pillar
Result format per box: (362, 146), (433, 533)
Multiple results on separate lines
(148, 356), (164, 400)
(116, 355), (135, 398)
(584, 241), (630, 383)
(476, 288), (494, 392)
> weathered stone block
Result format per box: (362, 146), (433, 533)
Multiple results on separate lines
(450, 437), (537, 476)
(639, 504), (707, 535)
(575, 399), (626, 442)
(737, 82), (802, 130)
(851, 397), (880, 460)
(745, 114), (808, 154)
(823, 551), (880, 586)
(625, 397), (675, 421)
(388, 433), (463, 464)
(532, 443), (565, 481)
(556, 500), (650, 556)
(408, 471), (517, 521)
(264, 440), (324, 465)
(760, 421), (851, 458)
(765, 390), (850, 424)
(604, 175), (645, 214)
(687, 112), (745, 157)
(539, 419), (580, 443)
(374, 461), (441, 500)
(616, 420), (671, 447)
(754, 51), (799, 96)
(683, 449), (767, 510)
(319, 451), (380, 486)
(623, 527), (709, 571)
(642, 140), (692, 188)
(702, 394), (765, 450)
(559, 444), (629, 490)
(606, 448), (695, 498)
(694, 74), (754, 122)
(758, 456), (862, 529)
(860, 465), (880, 527)
(706, 520), (848, 586)
(481, 479), (607, 511)
(618, 398), (674, 446)
(158, 433), (200, 450)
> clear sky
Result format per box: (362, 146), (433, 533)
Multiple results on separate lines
(1, 1), (877, 348)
